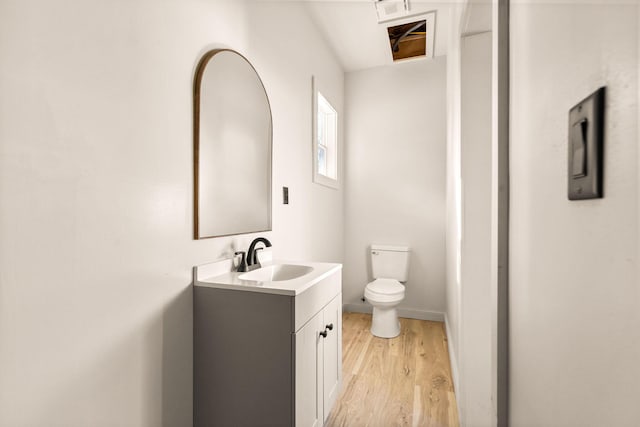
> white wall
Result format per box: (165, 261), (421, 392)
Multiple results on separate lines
(445, 0), (465, 409)
(445, 3), (464, 383)
(510, 2), (640, 425)
(459, 30), (493, 427)
(343, 58), (447, 318)
(0, 1), (344, 425)
(446, 4), (497, 425)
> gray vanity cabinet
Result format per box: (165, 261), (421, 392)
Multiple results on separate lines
(194, 269), (342, 426)
(294, 294), (342, 426)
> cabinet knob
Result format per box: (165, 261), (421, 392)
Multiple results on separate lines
(326, 323), (334, 331)
(320, 330), (328, 338)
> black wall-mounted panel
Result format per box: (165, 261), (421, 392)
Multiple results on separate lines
(568, 87), (605, 200)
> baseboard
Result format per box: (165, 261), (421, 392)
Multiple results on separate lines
(342, 303), (445, 322)
(444, 313), (461, 418)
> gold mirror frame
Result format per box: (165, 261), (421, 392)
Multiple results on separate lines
(193, 49), (273, 239)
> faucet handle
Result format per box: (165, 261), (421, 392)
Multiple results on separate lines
(235, 251), (248, 272)
(252, 247), (265, 266)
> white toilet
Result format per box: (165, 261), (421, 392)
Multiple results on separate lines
(364, 245), (410, 338)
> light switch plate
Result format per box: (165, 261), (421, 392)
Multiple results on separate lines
(568, 87), (605, 200)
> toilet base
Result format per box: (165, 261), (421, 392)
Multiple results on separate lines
(370, 306), (401, 338)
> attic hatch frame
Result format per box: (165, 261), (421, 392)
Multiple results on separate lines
(382, 11), (436, 63)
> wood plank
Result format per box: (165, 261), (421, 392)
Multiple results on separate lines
(326, 313), (459, 427)
(341, 313), (373, 376)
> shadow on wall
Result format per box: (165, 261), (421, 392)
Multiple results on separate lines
(162, 285), (193, 427)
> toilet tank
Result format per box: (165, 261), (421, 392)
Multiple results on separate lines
(370, 245), (410, 282)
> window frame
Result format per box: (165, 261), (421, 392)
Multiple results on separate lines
(312, 76), (340, 189)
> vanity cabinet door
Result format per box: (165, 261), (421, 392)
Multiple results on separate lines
(294, 310), (323, 427)
(322, 294), (342, 422)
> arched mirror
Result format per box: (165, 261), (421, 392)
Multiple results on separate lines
(194, 49), (272, 239)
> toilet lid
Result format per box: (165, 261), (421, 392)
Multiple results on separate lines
(367, 279), (404, 295)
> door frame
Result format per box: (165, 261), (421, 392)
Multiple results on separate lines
(492, 1), (510, 425)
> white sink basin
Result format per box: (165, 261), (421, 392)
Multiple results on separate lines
(195, 259), (341, 296)
(239, 264), (314, 282)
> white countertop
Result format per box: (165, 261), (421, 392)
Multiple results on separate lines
(194, 258), (342, 296)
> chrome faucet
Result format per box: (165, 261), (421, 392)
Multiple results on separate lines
(247, 237), (272, 270)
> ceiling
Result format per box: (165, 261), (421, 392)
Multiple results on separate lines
(304, 1), (452, 72)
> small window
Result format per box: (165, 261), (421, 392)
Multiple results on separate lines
(312, 77), (339, 188)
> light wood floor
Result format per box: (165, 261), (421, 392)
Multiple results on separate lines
(326, 313), (459, 427)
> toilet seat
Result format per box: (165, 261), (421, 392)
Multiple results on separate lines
(365, 278), (405, 302)
(367, 278), (404, 294)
